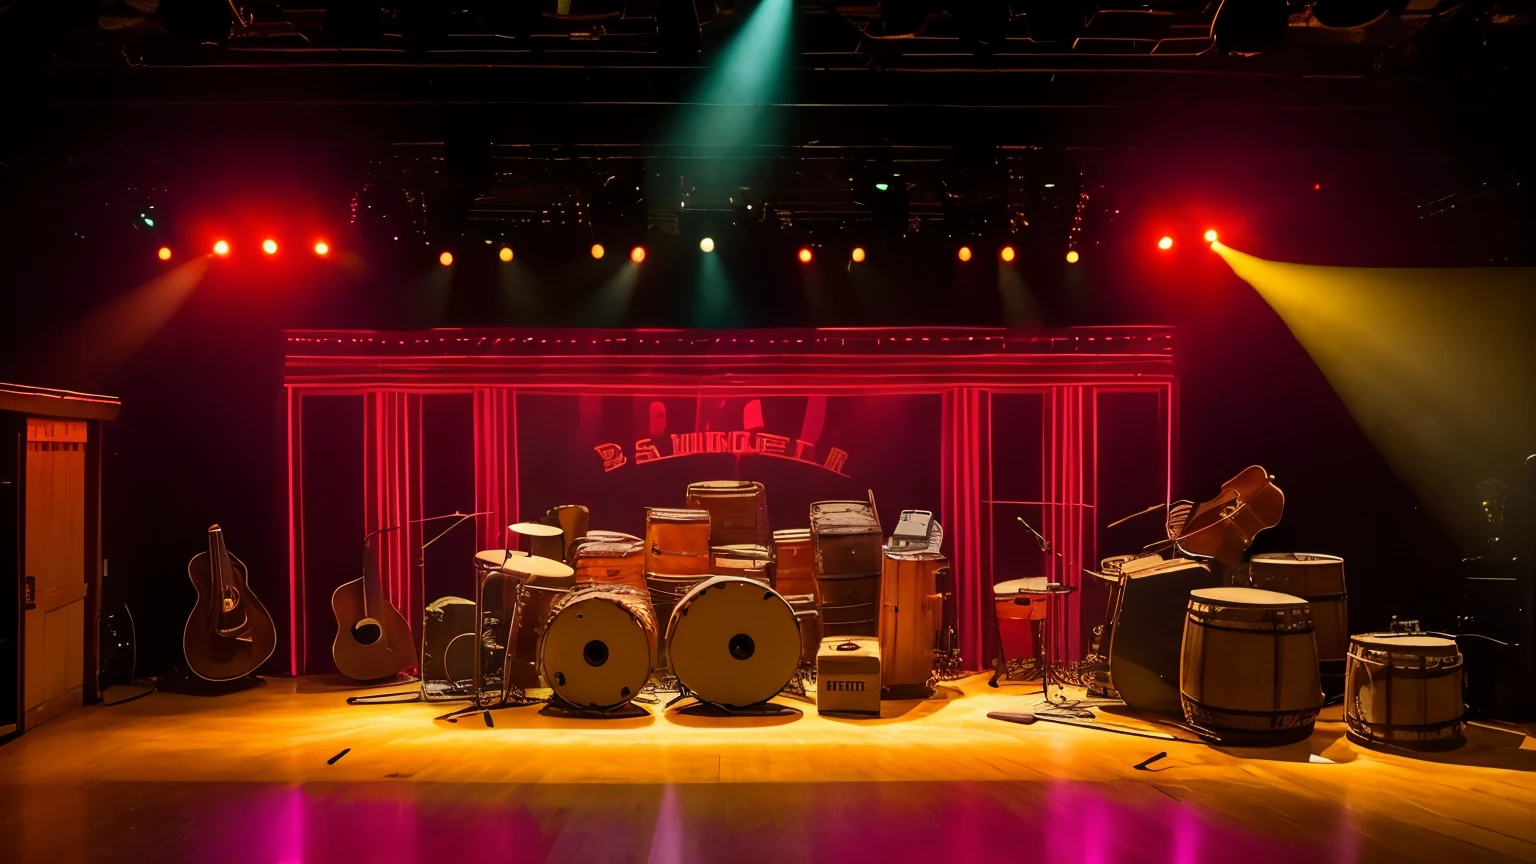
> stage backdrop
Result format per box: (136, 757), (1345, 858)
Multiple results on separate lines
(282, 328), (1176, 676)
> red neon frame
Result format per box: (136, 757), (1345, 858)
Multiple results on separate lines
(283, 327), (1177, 675)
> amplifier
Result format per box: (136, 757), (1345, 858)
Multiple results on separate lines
(817, 637), (881, 715)
(1458, 556), (1534, 722)
(421, 596), (477, 702)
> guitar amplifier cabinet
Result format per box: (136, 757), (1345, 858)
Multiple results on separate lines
(817, 636), (881, 715)
(421, 596), (477, 702)
(1458, 556), (1535, 722)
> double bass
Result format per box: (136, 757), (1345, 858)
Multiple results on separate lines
(183, 525), (277, 681)
(1170, 465), (1285, 570)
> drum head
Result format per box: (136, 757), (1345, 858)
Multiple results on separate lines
(541, 593), (654, 709)
(474, 549), (528, 570)
(1352, 633), (1459, 654)
(994, 576), (1049, 598)
(667, 576), (800, 707)
(1190, 586), (1305, 607)
(504, 555), (576, 582)
(508, 521), (564, 537)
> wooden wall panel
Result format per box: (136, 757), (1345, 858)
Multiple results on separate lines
(22, 419), (87, 729)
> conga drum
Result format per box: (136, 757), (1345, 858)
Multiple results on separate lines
(879, 550), (946, 694)
(502, 555), (577, 691)
(1345, 633), (1465, 750)
(685, 480), (769, 548)
(773, 528), (816, 596)
(667, 576), (801, 707)
(573, 537), (647, 592)
(539, 585), (657, 710)
(1180, 587), (1322, 744)
(1249, 553), (1348, 662)
(645, 508), (712, 575)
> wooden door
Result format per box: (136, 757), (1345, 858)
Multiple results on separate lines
(22, 419), (87, 729)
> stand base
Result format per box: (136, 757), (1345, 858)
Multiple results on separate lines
(539, 697), (651, 720)
(672, 700), (802, 719)
(157, 668), (268, 697)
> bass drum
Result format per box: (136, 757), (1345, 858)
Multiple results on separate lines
(667, 575), (802, 707)
(539, 585), (657, 710)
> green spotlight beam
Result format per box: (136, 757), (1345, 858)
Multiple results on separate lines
(1213, 242), (1536, 548)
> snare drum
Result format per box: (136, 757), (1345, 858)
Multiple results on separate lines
(645, 508), (712, 576)
(1249, 553), (1348, 662)
(539, 585), (657, 710)
(685, 480), (768, 548)
(1180, 587), (1322, 743)
(1345, 633), (1465, 750)
(667, 575), (801, 707)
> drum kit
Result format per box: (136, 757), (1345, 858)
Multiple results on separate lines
(440, 485), (959, 717)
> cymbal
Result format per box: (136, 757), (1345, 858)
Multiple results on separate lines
(474, 549), (528, 569)
(508, 521), (564, 537)
(503, 554), (576, 582)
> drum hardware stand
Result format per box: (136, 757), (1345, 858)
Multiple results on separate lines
(664, 685), (802, 717)
(537, 695), (649, 720)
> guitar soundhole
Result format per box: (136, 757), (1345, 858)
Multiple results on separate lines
(351, 618), (384, 646)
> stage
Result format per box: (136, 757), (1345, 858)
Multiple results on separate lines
(3, 677), (1534, 863)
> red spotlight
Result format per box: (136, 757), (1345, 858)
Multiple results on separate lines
(213, 240), (230, 256)
(1203, 229), (1218, 244)
(630, 246), (646, 264)
(1313, 183), (1322, 191)
(1157, 236), (1173, 251)
(313, 241), (330, 256)
(439, 251), (454, 266)
(958, 246), (973, 262)
(1000, 245), (1016, 263)
(262, 239), (278, 255)
(157, 246), (173, 261)
(798, 247), (813, 264)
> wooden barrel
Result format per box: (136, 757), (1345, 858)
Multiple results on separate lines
(685, 480), (768, 548)
(644, 508), (712, 576)
(1345, 633), (1465, 750)
(773, 528), (816, 597)
(1249, 553), (1348, 662)
(810, 500), (883, 577)
(879, 550), (945, 694)
(1180, 587), (1322, 744)
(814, 572), (881, 638)
(712, 544), (773, 584)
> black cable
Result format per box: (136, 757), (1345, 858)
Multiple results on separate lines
(103, 679), (159, 707)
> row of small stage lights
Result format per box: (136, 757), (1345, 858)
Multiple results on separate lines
(153, 231), (1221, 264)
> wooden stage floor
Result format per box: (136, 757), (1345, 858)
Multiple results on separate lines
(2, 674), (1534, 863)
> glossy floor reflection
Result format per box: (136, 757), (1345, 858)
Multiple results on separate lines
(5, 780), (1330, 864)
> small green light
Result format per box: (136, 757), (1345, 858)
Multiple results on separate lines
(875, 183), (889, 192)
(143, 217), (154, 227)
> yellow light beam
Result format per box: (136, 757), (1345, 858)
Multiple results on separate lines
(1212, 242), (1536, 548)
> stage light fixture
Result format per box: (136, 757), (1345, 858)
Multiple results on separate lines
(1204, 229), (1219, 243)
(157, 246), (173, 261)
(262, 239), (278, 255)
(314, 241), (330, 256)
(851, 247), (867, 263)
(591, 244), (606, 260)
(700, 237), (715, 253)
(1000, 245), (1016, 263)
(798, 247), (813, 264)
(1066, 250), (1080, 264)
(499, 246), (513, 262)
(1158, 236), (1174, 251)
(439, 251), (454, 266)
(213, 240), (230, 256)
(874, 183), (889, 192)
(958, 246), (973, 262)
(630, 246), (646, 263)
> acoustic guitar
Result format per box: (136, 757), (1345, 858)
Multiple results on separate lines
(183, 524), (277, 681)
(331, 536), (415, 682)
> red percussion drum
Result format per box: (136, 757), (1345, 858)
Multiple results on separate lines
(994, 577), (1049, 667)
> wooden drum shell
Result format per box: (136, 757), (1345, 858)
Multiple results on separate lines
(685, 480), (768, 548)
(1179, 588), (1322, 743)
(773, 529), (816, 597)
(879, 551), (946, 693)
(573, 539), (647, 592)
(810, 501), (883, 578)
(645, 508), (712, 576)
(814, 573), (881, 638)
(1345, 634), (1465, 750)
(538, 585), (657, 710)
(1249, 553), (1349, 662)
